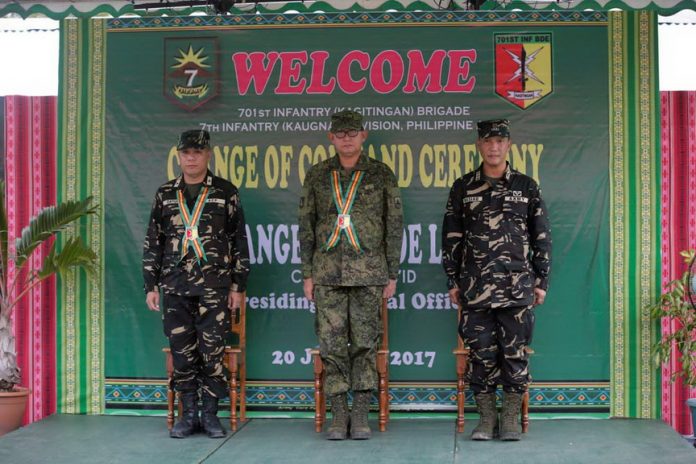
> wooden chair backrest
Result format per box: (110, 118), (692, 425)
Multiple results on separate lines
(380, 298), (389, 351)
(230, 292), (246, 350)
(456, 307), (466, 351)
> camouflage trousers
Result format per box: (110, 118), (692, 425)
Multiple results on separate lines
(459, 305), (535, 394)
(162, 289), (230, 399)
(315, 285), (382, 396)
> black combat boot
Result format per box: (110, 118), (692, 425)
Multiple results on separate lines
(326, 394), (350, 440)
(471, 393), (498, 441)
(170, 392), (200, 438)
(500, 392), (524, 441)
(201, 393), (227, 438)
(350, 390), (372, 440)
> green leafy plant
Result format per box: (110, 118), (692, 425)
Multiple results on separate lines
(0, 181), (98, 391)
(649, 249), (696, 387)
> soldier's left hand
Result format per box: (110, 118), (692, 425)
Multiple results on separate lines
(533, 288), (546, 306)
(228, 290), (243, 314)
(382, 279), (397, 299)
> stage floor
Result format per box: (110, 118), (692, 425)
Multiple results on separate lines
(0, 415), (694, 463)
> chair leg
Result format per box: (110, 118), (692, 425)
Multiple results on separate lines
(379, 375), (388, 432)
(313, 353), (324, 433)
(166, 384), (175, 430)
(521, 390), (530, 433)
(454, 350), (469, 433)
(228, 352), (239, 432)
(240, 356), (247, 423)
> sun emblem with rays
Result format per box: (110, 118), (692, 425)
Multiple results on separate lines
(171, 45), (211, 70)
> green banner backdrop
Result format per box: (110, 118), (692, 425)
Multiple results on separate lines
(57, 10), (660, 417)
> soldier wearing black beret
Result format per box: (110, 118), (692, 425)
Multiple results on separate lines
(143, 129), (250, 439)
(441, 119), (552, 441)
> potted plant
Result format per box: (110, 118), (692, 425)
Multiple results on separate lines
(649, 249), (696, 445)
(0, 181), (97, 436)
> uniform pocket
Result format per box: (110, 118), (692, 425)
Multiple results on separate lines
(510, 271), (533, 299)
(202, 202), (227, 234)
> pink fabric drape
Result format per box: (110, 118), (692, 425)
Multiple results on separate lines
(660, 90), (696, 436)
(4, 96), (58, 424)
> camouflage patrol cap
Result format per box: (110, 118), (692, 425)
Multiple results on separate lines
(330, 110), (364, 132)
(177, 129), (210, 150)
(477, 119), (510, 139)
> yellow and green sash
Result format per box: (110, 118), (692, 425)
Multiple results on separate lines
(325, 170), (364, 252)
(177, 186), (210, 263)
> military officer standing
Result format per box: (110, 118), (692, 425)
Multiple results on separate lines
(441, 119), (551, 441)
(143, 129), (250, 439)
(299, 110), (403, 440)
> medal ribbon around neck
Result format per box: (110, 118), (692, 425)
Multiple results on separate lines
(177, 186), (210, 263)
(325, 170), (364, 252)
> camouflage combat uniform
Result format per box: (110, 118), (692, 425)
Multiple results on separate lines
(143, 170), (250, 398)
(441, 162), (551, 394)
(299, 153), (403, 395)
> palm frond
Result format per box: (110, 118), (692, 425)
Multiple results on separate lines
(15, 197), (97, 270)
(37, 236), (98, 280)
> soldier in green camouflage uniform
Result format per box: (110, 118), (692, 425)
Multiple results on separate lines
(299, 110), (403, 440)
(143, 129), (250, 439)
(441, 119), (551, 441)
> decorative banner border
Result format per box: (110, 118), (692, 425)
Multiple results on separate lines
(58, 11), (659, 418)
(57, 18), (106, 415)
(608, 11), (660, 420)
(105, 381), (611, 410)
(107, 10), (607, 30)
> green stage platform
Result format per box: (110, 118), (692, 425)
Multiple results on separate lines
(0, 415), (693, 464)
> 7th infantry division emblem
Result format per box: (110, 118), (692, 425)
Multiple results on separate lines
(164, 37), (219, 111)
(494, 33), (553, 109)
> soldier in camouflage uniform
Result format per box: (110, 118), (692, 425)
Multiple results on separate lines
(441, 119), (551, 441)
(299, 110), (403, 440)
(143, 129), (250, 439)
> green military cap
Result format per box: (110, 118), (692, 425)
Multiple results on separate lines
(476, 119), (510, 139)
(330, 110), (364, 132)
(177, 129), (210, 150)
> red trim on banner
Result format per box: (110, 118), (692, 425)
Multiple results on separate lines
(660, 91), (696, 436)
(4, 96), (58, 424)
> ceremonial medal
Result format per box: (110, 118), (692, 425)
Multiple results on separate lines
(338, 214), (350, 229)
(186, 226), (198, 240)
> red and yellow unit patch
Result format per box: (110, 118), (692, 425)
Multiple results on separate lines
(494, 33), (553, 110)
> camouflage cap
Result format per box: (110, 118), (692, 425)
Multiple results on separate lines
(476, 119), (510, 139)
(330, 110), (364, 132)
(177, 129), (210, 150)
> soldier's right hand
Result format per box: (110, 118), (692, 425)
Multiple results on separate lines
(448, 288), (460, 308)
(303, 278), (314, 302)
(146, 291), (160, 311)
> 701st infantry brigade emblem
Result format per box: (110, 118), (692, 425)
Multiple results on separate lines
(164, 37), (219, 111)
(494, 33), (553, 110)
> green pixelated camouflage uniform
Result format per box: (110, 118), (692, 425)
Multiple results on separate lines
(441, 162), (551, 394)
(143, 170), (250, 397)
(299, 153), (403, 395)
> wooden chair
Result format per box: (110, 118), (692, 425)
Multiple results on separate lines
(453, 311), (530, 433)
(312, 298), (390, 433)
(163, 293), (247, 432)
